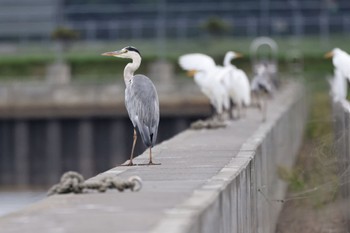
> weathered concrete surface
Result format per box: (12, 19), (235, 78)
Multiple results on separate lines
(0, 81), (308, 233)
(332, 99), (350, 232)
(0, 81), (210, 118)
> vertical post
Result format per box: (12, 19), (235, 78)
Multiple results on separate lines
(132, 20), (142, 40)
(86, 21), (97, 41)
(108, 21), (119, 40)
(0, 121), (13, 185)
(260, 0), (270, 35)
(177, 18), (187, 40)
(55, 0), (64, 26)
(14, 120), (29, 186)
(343, 16), (350, 35)
(157, 0), (167, 60)
(110, 119), (127, 166)
(46, 119), (62, 185)
(247, 17), (258, 38)
(320, 0), (330, 47)
(78, 119), (94, 178)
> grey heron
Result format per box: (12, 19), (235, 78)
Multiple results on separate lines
(251, 63), (274, 121)
(102, 46), (160, 166)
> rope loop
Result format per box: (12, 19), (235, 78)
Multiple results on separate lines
(47, 171), (142, 196)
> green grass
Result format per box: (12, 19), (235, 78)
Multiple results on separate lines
(0, 35), (346, 80)
(277, 72), (342, 207)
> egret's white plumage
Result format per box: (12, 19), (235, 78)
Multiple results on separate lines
(178, 53), (230, 117)
(329, 69), (347, 101)
(325, 48), (350, 101)
(179, 53), (216, 71)
(223, 51), (251, 110)
(327, 48), (350, 80)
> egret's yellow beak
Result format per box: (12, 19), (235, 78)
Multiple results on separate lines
(187, 70), (197, 77)
(324, 51), (334, 59)
(235, 52), (243, 58)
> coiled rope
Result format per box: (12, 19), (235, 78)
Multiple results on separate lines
(190, 119), (227, 129)
(47, 171), (142, 196)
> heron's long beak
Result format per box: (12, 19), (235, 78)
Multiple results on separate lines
(324, 51), (334, 59)
(187, 70), (197, 77)
(101, 50), (122, 56)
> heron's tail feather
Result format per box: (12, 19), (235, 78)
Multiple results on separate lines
(137, 124), (152, 148)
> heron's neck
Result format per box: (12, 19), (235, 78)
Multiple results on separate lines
(124, 55), (141, 85)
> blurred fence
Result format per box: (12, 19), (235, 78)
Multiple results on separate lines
(332, 99), (350, 231)
(0, 0), (350, 41)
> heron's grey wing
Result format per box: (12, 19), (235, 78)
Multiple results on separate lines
(251, 76), (260, 91)
(125, 75), (160, 147)
(251, 75), (273, 94)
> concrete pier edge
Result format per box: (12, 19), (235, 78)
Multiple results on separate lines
(151, 82), (307, 233)
(0, 81), (308, 233)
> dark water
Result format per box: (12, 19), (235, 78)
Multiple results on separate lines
(0, 115), (207, 187)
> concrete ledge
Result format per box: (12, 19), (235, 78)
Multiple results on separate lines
(0, 81), (308, 233)
(0, 82), (210, 118)
(332, 99), (350, 232)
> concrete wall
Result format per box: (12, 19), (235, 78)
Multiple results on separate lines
(0, 82), (308, 233)
(332, 100), (350, 232)
(0, 81), (208, 118)
(153, 82), (308, 233)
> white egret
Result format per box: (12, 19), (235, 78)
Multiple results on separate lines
(325, 48), (350, 80)
(223, 51), (251, 118)
(325, 48), (350, 100)
(178, 53), (230, 120)
(328, 69), (347, 101)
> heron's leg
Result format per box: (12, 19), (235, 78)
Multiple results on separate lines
(253, 91), (259, 108)
(257, 92), (263, 111)
(148, 147), (161, 165)
(126, 129), (137, 166)
(262, 97), (267, 122)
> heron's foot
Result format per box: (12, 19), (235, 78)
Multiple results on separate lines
(136, 161), (161, 166)
(148, 161), (161, 165)
(120, 160), (135, 166)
